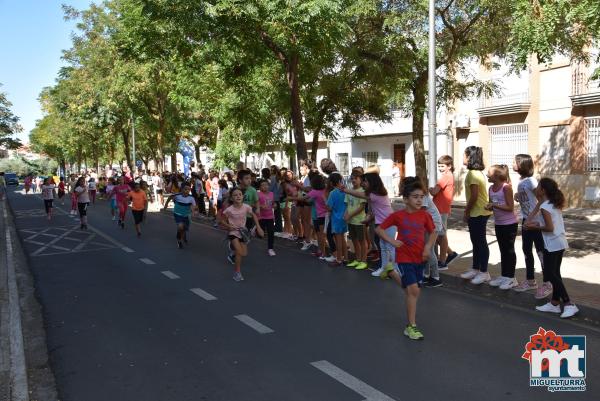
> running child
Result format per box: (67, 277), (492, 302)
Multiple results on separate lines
(128, 182), (148, 237)
(57, 177), (66, 205)
(74, 177), (90, 230)
(326, 173), (348, 266)
(220, 187), (264, 281)
(88, 177), (97, 204)
(163, 183), (198, 249)
(41, 177), (56, 220)
(485, 164), (519, 290)
(375, 177), (437, 340)
(258, 179), (276, 256)
(105, 178), (118, 220)
(110, 177), (131, 229)
(238, 169), (259, 230)
(344, 171), (368, 270)
(526, 178), (578, 318)
(512, 154), (550, 297)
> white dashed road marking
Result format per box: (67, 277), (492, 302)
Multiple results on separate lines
(121, 246), (134, 253)
(234, 314), (274, 334)
(310, 360), (397, 401)
(161, 271), (180, 279)
(139, 258), (155, 265)
(190, 288), (217, 301)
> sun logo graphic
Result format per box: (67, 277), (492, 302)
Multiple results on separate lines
(522, 327), (586, 392)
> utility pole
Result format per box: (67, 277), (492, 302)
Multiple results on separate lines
(427, 0), (437, 188)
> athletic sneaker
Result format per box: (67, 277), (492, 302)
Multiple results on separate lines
(499, 277), (519, 290)
(424, 277), (443, 288)
(445, 251), (459, 265)
(268, 249), (276, 256)
(112, 216), (116, 221)
(404, 324), (424, 340)
(301, 242), (312, 251)
(328, 260), (343, 267)
(471, 272), (491, 285)
(311, 251), (323, 257)
(560, 304), (579, 319)
(319, 256), (327, 261)
(535, 282), (553, 299)
(227, 253), (235, 264)
(177, 241), (183, 249)
(380, 263), (395, 279)
(323, 255), (337, 263)
(489, 276), (508, 287)
(437, 262), (448, 271)
(371, 266), (384, 277)
(460, 269), (478, 280)
(233, 271), (244, 282)
(355, 262), (368, 270)
(346, 260), (359, 268)
(536, 302), (561, 314)
(513, 280), (538, 292)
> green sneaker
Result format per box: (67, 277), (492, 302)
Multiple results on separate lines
(379, 263), (395, 279)
(346, 260), (359, 268)
(355, 262), (368, 270)
(404, 324), (424, 340)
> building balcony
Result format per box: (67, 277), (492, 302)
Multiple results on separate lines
(571, 66), (600, 106)
(476, 91), (531, 117)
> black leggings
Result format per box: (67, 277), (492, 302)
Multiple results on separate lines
(78, 202), (89, 217)
(260, 219), (275, 249)
(44, 199), (53, 214)
(274, 202), (283, 232)
(495, 223), (517, 278)
(521, 219), (546, 280)
(468, 215), (490, 272)
(326, 219), (336, 253)
(543, 249), (569, 303)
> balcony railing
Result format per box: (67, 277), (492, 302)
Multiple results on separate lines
(478, 91), (530, 109)
(572, 66), (600, 96)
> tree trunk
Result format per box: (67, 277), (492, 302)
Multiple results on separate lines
(287, 54), (308, 162)
(171, 151), (177, 172)
(194, 142), (200, 168)
(121, 127), (132, 173)
(310, 107), (328, 161)
(412, 74), (428, 183)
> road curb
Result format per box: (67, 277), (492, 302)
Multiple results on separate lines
(437, 271), (600, 328)
(1, 201), (29, 401)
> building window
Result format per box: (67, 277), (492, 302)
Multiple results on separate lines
(362, 151), (379, 168)
(585, 117), (600, 172)
(489, 124), (528, 167)
(336, 153), (349, 176)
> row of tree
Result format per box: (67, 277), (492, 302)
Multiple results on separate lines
(29, 0), (599, 178)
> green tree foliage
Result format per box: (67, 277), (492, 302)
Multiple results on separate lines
(0, 85), (23, 149)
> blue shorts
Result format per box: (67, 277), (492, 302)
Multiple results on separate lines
(331, 219), (348, 234)
(396, 263), (425, 288)
(174, 214), (190, 230)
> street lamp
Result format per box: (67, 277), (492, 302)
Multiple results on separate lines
(427, 0), (437, 188)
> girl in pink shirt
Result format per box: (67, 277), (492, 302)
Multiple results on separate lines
(485, 164), (518, 290)
(258, 179), (276, 256)
(220, 187), (264, 282)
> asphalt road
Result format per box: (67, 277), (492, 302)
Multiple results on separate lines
(6, 187), (600, 401)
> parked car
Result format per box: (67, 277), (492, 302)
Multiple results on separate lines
(4, 173), (19, 185)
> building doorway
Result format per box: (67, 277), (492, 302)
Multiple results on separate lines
(393, 143), (406, 178)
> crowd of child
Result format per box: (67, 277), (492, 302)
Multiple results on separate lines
(13, 148), (576, 340)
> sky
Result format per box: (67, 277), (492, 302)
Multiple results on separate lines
(0, 0), (93, 144)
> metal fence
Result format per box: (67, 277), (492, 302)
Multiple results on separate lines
(489, 124), (529, 167)
(362, 151), (379, 168)
(585, 117), (600, 172)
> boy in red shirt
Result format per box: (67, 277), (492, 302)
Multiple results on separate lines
(376, 177), (437, 341)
